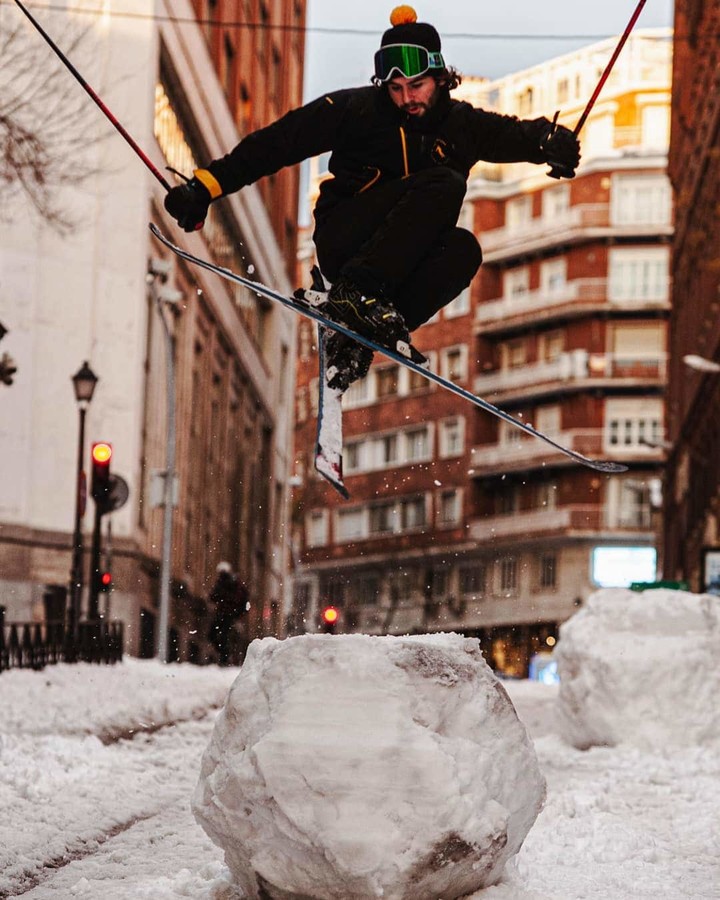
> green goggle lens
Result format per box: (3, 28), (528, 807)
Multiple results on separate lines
(374, 44), (445, 82)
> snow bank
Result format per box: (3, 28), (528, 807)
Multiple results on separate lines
(193, 632), (545, 900)
(556, 588), (720, 750)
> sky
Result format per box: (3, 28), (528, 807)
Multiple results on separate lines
(303, 0), (675, 100)
(1, 586), (719, 899)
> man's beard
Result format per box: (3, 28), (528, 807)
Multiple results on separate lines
(402, 102), (430, 114)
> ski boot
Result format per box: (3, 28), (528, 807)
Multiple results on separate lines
(323, 277), (408, 346)
(325, 332), (375, 392)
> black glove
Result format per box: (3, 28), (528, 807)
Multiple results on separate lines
(164, 177), (212, 232)
(541, 124), (581, 179)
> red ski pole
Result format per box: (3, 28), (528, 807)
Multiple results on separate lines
(12, 0), (171, 191)
(548, 0), (648, 178)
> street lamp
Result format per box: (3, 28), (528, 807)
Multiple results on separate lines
(69, 361), (99, 641)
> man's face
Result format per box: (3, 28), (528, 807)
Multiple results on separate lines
(387, 74), (441, 117)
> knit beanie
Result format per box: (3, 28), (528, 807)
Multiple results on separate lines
(380, 6), (442, 53)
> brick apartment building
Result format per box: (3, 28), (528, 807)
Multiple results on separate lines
(0, 0), (306, 658)
(291, 31), (672, 676)
(663, 1), (720, 591)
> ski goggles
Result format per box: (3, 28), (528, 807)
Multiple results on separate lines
(374, 44), (446, 83)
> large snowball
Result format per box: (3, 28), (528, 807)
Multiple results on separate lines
(556, 588), (720, 750)
(193, 632), (545, 899)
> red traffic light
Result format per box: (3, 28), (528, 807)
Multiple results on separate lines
(100, 572), (112, 587)
(91, 442), (112, 465)
(321, 606), (339, 625)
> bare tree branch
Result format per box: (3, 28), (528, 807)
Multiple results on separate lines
(0, 8), (108, 234)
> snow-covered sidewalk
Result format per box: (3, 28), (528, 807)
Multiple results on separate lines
(1, 659), (718, 899)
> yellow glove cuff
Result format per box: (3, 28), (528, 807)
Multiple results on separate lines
(193, 168), (223, 200)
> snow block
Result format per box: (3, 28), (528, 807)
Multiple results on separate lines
(556, 588), (720, 750)
(192, 632), (546, 900)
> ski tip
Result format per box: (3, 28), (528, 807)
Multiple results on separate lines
(315, 455), (350, 499)
(591, 460), (629, 473)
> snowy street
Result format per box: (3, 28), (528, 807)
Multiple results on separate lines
(1, 658), (718, 899)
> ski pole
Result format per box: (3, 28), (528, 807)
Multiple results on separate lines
(548, 0), (648, 178)
(11, 0), (171, 191)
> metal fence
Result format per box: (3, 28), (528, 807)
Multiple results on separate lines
(0, 607), (124, 673)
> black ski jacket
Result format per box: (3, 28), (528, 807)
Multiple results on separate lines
(205, 86), (554, 225)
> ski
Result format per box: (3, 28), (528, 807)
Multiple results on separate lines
(149, 224), (628, 475)
(315, 325), (349, 498)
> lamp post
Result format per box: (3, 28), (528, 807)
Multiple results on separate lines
(147, 263), (181, 662)
(69, 361), (99, 641)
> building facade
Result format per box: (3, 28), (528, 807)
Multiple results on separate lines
(663, 1), (720, 591)
(0, 0), (306, 659)
(292, 31), (672, 676)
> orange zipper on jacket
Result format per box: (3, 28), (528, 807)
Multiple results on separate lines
(399, 126), (410, 177)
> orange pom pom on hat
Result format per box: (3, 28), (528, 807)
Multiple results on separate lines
(374, 5), (446, 82)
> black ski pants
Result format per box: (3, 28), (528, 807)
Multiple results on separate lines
(313, 167), (482, 332)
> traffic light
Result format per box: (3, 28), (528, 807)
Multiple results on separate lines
(320, 605), (339, 634)
(91, 442), (113, 510)
(99, 571), (112, 593)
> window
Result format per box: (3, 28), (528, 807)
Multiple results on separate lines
(535, 405), (561, 437)
(606, 478), (653, 529)
(504, 267), (530, 299)
(611, 175), (672, 226)
(344, 376), (370, 408)
(505, 339), (527, 369)
(401, 496), (427, 529)
(536, 481), (557, 510)
(498, 486), (518, 515)
(500, 557), (518, 592)
(376, 366), (399, 398)
(408, 366), (429, 392)
(344, 440), (365, 473)
(336, 507), (365, 541)
(444, 288), (471, 318)
(376, 434), (398, 466)
(539, 553), (557, 589)
(438, 489), (461, 524)
(369, 502), (397, 534)
(500, 420), (522, 446)
(439, 418), (465, 457)
(609, 323), (665, 377)
(542, 184), (570, 220)
(442, 345), (467, 382)
(352, 574), (380, 606)
(540, 259), (567, 294)
(505, 196), (532, 230)
(605, 398), (663, 449)
(517, 86), (534, 115)
(307, 510), (328, 547)
(539, 331), (564, 361)
(405, 427), (431, 462)
(460, 565), (486, 596)
(609, 247), (669, 301)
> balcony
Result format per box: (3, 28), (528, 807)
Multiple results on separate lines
(476, 279), (670, 335)
(469, 504), (652, 543)
(479, 204), (672, 262)
(474, 351), (667, 403)
(470, 428), (665, 475)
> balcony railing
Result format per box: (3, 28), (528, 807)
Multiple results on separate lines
(469, 504), (652, 542)
(477, 278), (670, 332)
(479, 203), (672, 261)
(470, 428), (665, 475)
(474, 351), (667, 401)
